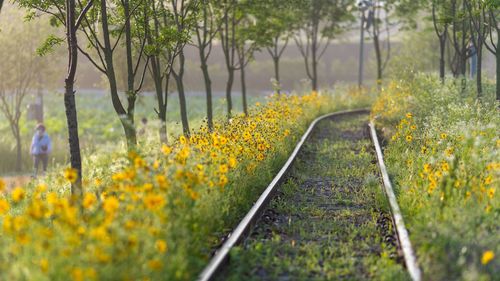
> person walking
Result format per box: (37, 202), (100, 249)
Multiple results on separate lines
(30, 124), (52, 177)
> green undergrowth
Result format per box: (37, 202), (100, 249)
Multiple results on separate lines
(372, 74), (499, 280)
(219, 114), (409, 281)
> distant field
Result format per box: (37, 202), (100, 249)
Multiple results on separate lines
(0, 90), (265, 175)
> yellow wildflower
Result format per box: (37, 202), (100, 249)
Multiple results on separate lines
(148, 259), (162, 270)
(0, 178), (5, 192)
(0, 199), (9, 214)
(40, 258), (49, 273)
(103, 196), (119, 214)
(481, 251), (494, 265)
(488, 188), (495, 199)
(440, 133), (447, 140)
(11, 187), (25, 203)
(406, 112), (413, 119)
(64, 168), (78, 183)
(219, 164), (229, 174)
(143, 193), (166, 211)
(405, 135), (413, 142)
(155, 239), (168, 253)
(82, 193), (97, 209)
(161, 144), (172, 155)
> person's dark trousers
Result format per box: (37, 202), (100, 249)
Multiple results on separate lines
(33, 154), (48, 177)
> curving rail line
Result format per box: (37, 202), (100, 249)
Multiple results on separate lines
(198, 109), (421, 281)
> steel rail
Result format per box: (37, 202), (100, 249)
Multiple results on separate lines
(369, 121), (423, 281)
(198, 108), (370, 281)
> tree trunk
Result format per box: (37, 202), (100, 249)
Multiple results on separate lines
(374, 33), (382, 82)
(200, 61), (213, 130)
(14, 128), (21, 172)
(439, 31), (446, 83)
(476, 40), (482, 98)
(273, 56), (281, 93)
(311, 41), (318, 91)
(174, 51), (190, 136)
(241, 63), (248, 116)
(225, 68), (234, 118)
(65, 0), (83, 195)
(497, 41), (500, 101)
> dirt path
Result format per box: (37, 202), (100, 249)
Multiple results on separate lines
(0, 175), (32, 192)
(218, 112), (410, 280)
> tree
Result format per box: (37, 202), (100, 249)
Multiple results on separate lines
(16, 0), (93, 195)
(170, 0), (198, 136)
(254, 0), (301, 93)
(193, 0), (219, 130)
(0, 12), (38, 172)
(480, 0), (499, 101)
(294, 0), (354, 91)
(75, 0), (148, 149)
(218, 0), (240, 118)
(369, 0), (392, 84)
(432, 0), (451, 83)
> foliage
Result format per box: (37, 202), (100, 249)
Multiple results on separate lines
(372, 74), (499, 280)
(0, 89), (374, 280)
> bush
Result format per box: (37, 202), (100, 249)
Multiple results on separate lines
(372, 74), (499, 280)
(0, 89), (373, 280)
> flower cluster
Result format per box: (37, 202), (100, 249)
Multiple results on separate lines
(0, 92), (330, 280)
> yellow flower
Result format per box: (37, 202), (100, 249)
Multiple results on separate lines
(161, 144), (172, 155)
(405, 135), (413, 142)
(441, 162), (449, 172)
(143, 193), (166, 210)
(0, 199), (9, 214)
(40, 258), (49, 273)
(71, 268), (84, 281)
(179, 135), (188, 144)
(440, 133), (447, 140)
(148, 259), (162, 270)
(219, 164), (229, 174)
(484, 175), (492, 185)
(228, 157), (237, 168)
(0, 178), (5, 192)
(410, 125), (416, 130)
(103, 196), (119, 214)
(219, 175), (228, 187)
(82, 193), (97, 209)
(421, 146), (428, 154)
(155, 175), (169, 189)
(11, 187), (25, 203)
(155, 239), (168, 253)
(284, 129), (290, 137)
(487, 188), (495, 199)
(406, 112), (413, 119)
(481, 250), (494, 265)
(64, 168), (78, 183)
(423, 163), (432, 173)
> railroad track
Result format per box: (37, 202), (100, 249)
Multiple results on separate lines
(199, 109), (422, 281)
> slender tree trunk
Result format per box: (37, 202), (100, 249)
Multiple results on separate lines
(476, 40), (482, 97)
(439, 34), (446, 83)
(200, 61), (213, 130)
(374, 33), (382, 82)
(240, 63), (248, 116)
(496, 38), (500, 101)
(65, 0), (82, 195)
(273, 56), (280, 92)
(174, 51), (190, 136)
(311, 41), (318, 91)
(124, 0), (137, 148)
(225, 68), (234, 118)
(13, 127), (21, 172)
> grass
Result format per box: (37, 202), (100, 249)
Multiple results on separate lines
(218, 113), (409, 281)
(0, 88), (377, 281)
(0, 91), (264, 175)
(372, 74), (499, 280)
